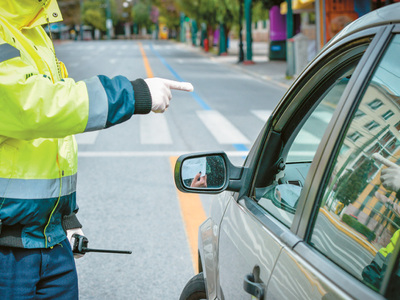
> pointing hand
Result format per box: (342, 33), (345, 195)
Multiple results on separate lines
(372, 153), (400, 192)
(144, 78), (194, 113)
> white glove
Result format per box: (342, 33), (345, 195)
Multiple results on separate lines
(144, 78), (193, 113)
(373, 153), (400, 192)
(67, 228), (85, 259)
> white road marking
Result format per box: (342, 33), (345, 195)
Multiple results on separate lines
(140, 114), (172, 144)
(78, 151), (249, 157)
(197, 110), (250, 144)
(251, 110), (272, 122)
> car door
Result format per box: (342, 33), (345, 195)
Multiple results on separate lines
(266, 26), (400, 299)
(216, 25), (390, 300)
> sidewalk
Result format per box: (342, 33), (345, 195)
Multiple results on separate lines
(184, 39), (295, 89)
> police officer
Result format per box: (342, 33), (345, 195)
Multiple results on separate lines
(0, 1), (193, 298)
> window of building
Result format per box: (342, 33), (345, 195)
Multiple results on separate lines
(368, 99), (383, 110)
(382, 110), (394, 120)
(355, 109), (366, 118)
(348, 131), (363, 142)
(364, 121), (380, 131)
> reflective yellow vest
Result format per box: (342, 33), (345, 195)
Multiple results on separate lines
(0, 0), (151, 248)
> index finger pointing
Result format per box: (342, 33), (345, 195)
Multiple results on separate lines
(162, 79), (194, 92)
(372, 153), (397, 168)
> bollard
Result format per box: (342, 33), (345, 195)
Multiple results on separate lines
(204, 39), (209, 52)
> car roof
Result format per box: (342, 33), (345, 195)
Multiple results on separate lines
(326, 2), (400, 47)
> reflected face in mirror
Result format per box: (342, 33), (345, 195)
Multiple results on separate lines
(181, 155), (226, 189)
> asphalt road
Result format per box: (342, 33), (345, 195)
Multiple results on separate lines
(55, 39), (286, 299)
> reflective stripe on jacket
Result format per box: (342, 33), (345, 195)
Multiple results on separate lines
(0, 0), (151, 248)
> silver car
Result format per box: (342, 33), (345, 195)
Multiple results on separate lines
(175, 3), (400, 300)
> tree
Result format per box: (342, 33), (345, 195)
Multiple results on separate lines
(131, 0), (153, 33)
(335, 158), (374, 207)
(152, 0), (181, 32)
(82, 0), (118, 33)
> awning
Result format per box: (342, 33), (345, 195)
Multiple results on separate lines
(280, 0), (315, 14)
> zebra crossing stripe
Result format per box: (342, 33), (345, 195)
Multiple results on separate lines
(251, 110), (272, 122)
(197, 110), (250, 144)
(140, 114), (172, 144)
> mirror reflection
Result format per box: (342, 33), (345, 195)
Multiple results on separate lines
(260, 183), (302, 217)
(182, 155), (226, 189)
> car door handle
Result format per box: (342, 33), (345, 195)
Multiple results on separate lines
(243, 273), (264, 299)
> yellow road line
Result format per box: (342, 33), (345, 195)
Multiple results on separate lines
(169, 156), (207, 273)
(138, 42), (154, 78)
(139, 45), (205, 272)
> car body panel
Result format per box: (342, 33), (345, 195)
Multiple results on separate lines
(218, 197), (284, 299)
(198, 191), (232, 299)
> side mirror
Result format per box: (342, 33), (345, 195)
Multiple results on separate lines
(174, 152), (243, 194)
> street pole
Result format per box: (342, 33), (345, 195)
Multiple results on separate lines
(180, 13), (185, 42)
(219, 23), (227, 55)
(286, 0), (295, 77)
(238, 0), (244, 62)
(106, 0), (112, 40)
(80, 0), (84, 40)
(244, 0), (254, 64)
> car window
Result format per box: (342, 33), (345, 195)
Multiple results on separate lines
(287, 76), (350, 163)
(308, 35), (400, 293)
(255, 64), (357, 228)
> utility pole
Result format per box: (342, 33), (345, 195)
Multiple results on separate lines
(244, 0), (254, 64)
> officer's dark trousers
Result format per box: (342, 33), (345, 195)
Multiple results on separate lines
(0, 238), (78, 299)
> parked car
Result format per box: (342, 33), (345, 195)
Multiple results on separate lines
(174, 3), (400, 300)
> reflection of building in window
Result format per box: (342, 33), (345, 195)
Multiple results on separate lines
(382, 110), (394, 120)
(335, 82), (400, 180)
(355, 109), (366, 118)
(348, 131), (362, 142)
(327, 81), (400, 251)
(395, 121), (400, 131)
(368, 99), (383, 110)
(364, 120), (380, 131)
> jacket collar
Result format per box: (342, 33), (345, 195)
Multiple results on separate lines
(0, 0), (63, 30)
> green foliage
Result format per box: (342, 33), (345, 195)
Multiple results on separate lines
(84, 9), (106, 31)
(336, 158), (374, 207)
(131, 0), (153, 29)
(342, 214), (376, 241)
(152, 0), (181, 29)
(253, 1), (269, 21)
(259, 0), (284, 10)
(82, 0), (118, 32)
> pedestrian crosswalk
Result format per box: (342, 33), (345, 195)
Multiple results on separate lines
(196, 110), (250, 144)
(139, 114), (172, 144)
(75, 109), (267, 146)
(75, 109), (328, 154)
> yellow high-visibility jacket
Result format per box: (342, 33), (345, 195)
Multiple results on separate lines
(0, 0), (151, 248)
